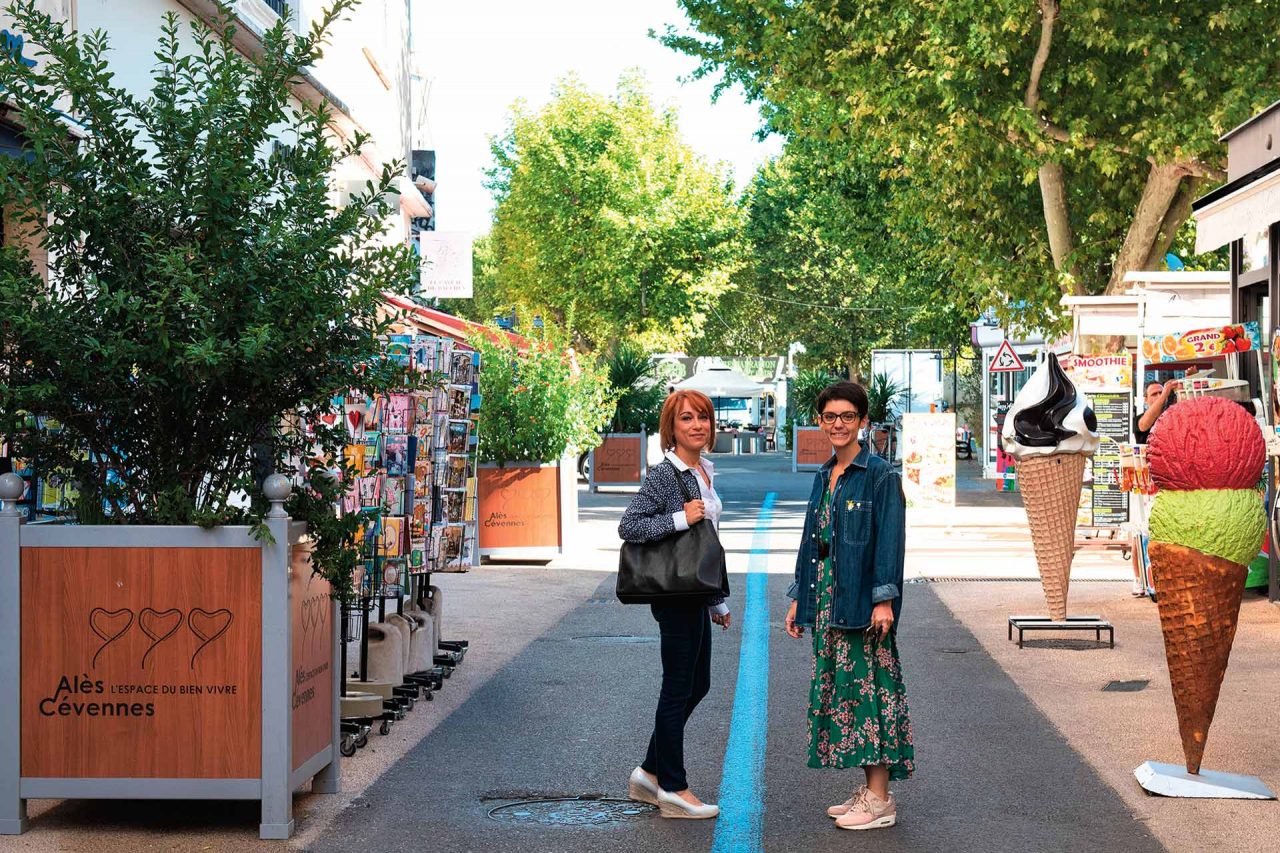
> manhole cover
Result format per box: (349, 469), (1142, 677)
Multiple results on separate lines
(571, 635), (659, 644)
(488, 797), (656, 825)
(933, 647), (975, 655)
(1102, 679), (1150, 692)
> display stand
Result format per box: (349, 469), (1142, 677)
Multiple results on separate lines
(334, 333), (479, 756)
(1007, 614), (1114, 648)
(1134, 761), (1275, 799)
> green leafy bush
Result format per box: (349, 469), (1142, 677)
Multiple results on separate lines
(606, 342), (663, 435)
(0, 1), (420, 597)
(471, 323), (616, 465)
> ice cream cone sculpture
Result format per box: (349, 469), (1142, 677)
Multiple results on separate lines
(1002, 353), (1100, 620)
(1146, 396), (1267, 774)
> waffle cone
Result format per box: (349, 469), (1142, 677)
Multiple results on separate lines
(1146, 540), (1247, 775)
(1015, 453), (1087, 620)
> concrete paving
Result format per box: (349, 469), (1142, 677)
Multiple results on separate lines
(11, 450), (1278, 852)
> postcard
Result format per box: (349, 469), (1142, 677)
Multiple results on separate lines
(384, 435), (410, 477)
(384, 393), (413, 433)
(446, 420), (470, 454)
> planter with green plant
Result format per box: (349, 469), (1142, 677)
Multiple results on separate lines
(470, 322), (614, 556)
(586, 342), (663, 488)
(0, 3), (422, 838)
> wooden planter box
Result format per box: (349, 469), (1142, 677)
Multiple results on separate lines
(588, 430), (648, 492)
(792, 424), (830, 471)
(0, 502), (340, 840)
(477, 457), (577, 560)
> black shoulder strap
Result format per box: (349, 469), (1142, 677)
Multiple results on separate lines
(666, 459), (695, 503)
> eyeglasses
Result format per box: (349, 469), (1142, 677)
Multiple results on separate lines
(819, 412), (863, 425)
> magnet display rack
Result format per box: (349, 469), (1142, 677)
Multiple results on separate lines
(335, 333), (479, 754)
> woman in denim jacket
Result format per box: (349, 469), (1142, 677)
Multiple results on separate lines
(619, 389), (731, 820)
(784, 381), (913, 831)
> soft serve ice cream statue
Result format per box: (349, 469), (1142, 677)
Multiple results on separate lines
(1000, 352), (1100, 620)
(1002, 353), (1101, 458)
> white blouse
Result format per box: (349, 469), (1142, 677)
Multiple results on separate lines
(665, 450), (721, 532)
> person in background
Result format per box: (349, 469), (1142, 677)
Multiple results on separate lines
(1135, 369), (1196, 444)
(618, 389), (731, 820)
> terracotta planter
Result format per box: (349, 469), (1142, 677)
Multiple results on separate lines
(0, 478), (339, 840)
(477, 456), (577, 560)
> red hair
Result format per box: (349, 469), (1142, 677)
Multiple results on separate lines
(659, 390), (716, 452)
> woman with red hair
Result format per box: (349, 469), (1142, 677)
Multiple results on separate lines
(619, 389), (731, 819)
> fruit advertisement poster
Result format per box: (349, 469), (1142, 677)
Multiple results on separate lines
(1141, 322), (1260, 364)
(901, 413), (956, 509)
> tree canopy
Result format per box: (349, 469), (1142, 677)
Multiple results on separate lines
(482, 72), (745, 352)
(666, 0), (1279, 330)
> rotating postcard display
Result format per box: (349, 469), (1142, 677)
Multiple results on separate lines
(340, 333), (481, 588)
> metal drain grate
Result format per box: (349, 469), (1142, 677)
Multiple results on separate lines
(1102, 679), (1150, 692)
(488, 797), (656, 825)
(571, 635), (659, 644)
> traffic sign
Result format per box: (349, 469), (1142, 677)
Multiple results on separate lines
(989, 340), (1026, 373)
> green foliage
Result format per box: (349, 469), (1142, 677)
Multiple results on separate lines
(0, 2), (420, 597)
(483, 72), (745, 351)
(695, 144), (973, 370)
(666, 1), (1280, 329)
(866, 373), (907, 424)
(788, 368), (843, 427)
(471, 322), (616, 464)
(606, 342), (664, 434)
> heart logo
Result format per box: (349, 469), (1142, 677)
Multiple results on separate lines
(188, 609), (233, 670)
(89, 608), (134, 668)
(138, 608), (183, 669)
(300, 598), (315, 635)
(318, 411), (339, 427)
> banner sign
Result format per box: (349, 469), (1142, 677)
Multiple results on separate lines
(1141, 322), (1260, 364)
(901, 413), (956, 509)
(1061, 354), (1133, 392)
(419, 232), (473, 298)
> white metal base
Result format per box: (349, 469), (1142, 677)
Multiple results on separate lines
(1135, 761), (1276, 799)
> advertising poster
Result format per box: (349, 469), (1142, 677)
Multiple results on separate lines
(901, 413), (956, 509)
(1141, 322), (1260, 363)
(419, 232), (474, 299)
(1061, 353), (1133, 392)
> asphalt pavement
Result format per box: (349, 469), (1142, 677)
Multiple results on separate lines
(313, 454), (1163, 853)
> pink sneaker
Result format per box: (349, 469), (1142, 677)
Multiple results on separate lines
(826, 785), (867, 818)
(835, 789), (896, 831)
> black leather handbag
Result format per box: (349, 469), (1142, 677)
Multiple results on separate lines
(616, 462), (729, 604)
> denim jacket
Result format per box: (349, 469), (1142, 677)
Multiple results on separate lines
(785, 443), (906, 631)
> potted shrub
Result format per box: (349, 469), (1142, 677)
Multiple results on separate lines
(582, 342), (663, 486)
(470, 322), (614, 558)
(0, 2), (418, 839)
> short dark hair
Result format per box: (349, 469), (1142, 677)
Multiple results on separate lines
(815, 381), (869, 419)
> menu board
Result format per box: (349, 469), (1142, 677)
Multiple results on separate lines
(1083, 392), (1131, 527)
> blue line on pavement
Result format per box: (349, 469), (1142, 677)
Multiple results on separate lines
(712, 491), (776, 853)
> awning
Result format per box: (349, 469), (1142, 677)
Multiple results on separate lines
(673, 366), (765, 398)
(1192, 161), (1280, 254)
(396, 176), (434, 219)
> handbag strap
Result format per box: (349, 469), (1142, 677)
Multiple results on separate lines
(667, 459), (697, 504)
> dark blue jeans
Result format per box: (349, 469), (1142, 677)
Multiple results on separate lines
(642, 602), (712, 792)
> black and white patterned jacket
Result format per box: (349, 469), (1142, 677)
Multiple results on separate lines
(618, 455), (727, 612)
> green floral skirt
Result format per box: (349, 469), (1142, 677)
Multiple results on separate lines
(807, 558), (916, 779)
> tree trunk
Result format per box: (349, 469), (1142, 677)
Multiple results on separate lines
(1106, 162), (1188, 294)
(1038, 161), (1084, 294)
(1143, 176), (1202, 270)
